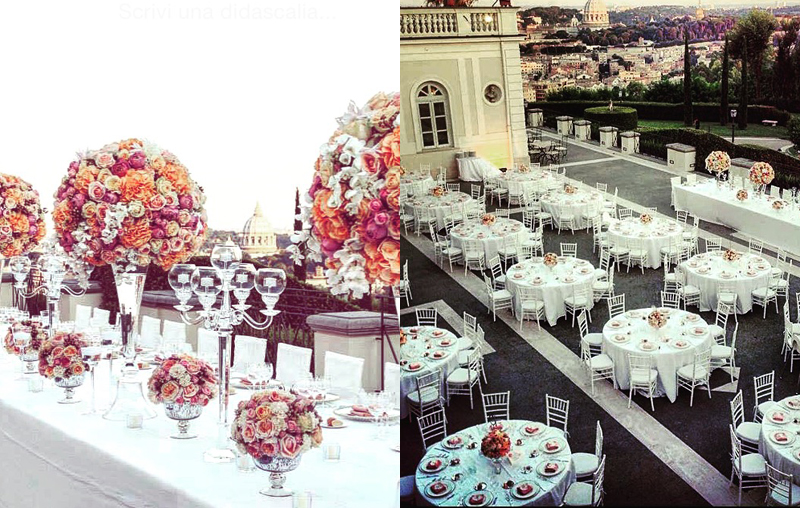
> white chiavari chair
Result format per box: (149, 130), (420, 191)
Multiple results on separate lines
(481, 391), (510, 423)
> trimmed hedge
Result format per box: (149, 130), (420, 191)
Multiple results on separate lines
(527, 101), (791, 126)
(584, 107), (638, 132)
(636, 127), (800, 188)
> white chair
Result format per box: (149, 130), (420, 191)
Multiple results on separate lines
(397, 259), (412, 306)
(231, 335), (268, 374)
(487, 256), (507, 290)
(660, 291), (680, 309)
(748, 237), (764, 255)
(608, 239), (630, 273)
(74, 304), (92, 330)
(676, 347), (712, 407)
(752, 273), (780, 318)
(731, 390), (761, 454)
(446, 348), (482, 409)
(497, 235), (519, 270)
(606, 294), (625, 319)
(324, 351), (365, 395)
(440, 233), (464, 272)
(565, 286), (591, 327)
(766, 464), (800, 507)
(594, 247), (611, 280)
(138, 315), (162, 349)
(560, 242), (577, 258)
(711, 322), (738, 384)
(662, 254), (678, 292)
(517, 285), (545, 331)
(446, 182), (460, 193)
(563, 454), (605, 507)
(628, 354), (658, 411)
(591, 268), (614, 303)
(627, 238), (648, 274)
(162, 320), (188, 353)
(92, 307), (111, 327)
(417, 408), (447, 450)
(196, 328), (219, 364)
(617, 208), (633, 220)
(463, 239), (486, 275)
(705, 237), (723, 252)
(675, 273), (701, 310)
(571, 421), (602, 480)
(484, 275), (513, 321)
(709, 302), (731, 339)
(753, 371), (776, 423)
(729, 425), (767, 505)
(416, 308), (438, 328)
(556, 210), (576, 235)
(481, 391), (510, 423)
(414, 207), (436, 236)
(275, 343), (312, 387)
(580, 340), (615, 396)
(717, 281), (738, 323)
(545, 394), (570, 437)
(578, 310), (603, 356)
(407, 369), (444, 420)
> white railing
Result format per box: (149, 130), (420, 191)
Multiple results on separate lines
(400, 8), (520, 38)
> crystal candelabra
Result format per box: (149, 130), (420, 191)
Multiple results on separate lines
(169, 241), (286, 463)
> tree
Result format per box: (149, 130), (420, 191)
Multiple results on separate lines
(738, 38), (748, 130)
(720, 34), (729, 126)
(625, 81), (646, 100)
(292, 188), (307, 282)
(788, 116), (800, 148)
(683, 31), (693, 126)
(729, 9), (777, 101)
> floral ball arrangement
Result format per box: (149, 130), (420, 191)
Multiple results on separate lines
(773, 200), (785, 211)
(749, 162), (775, 186)
(482, 213), (496, 227)
(517, 165), (530, 174)
(2, 320), (47, 356)
(0, 174), (46, 257)
(705, 151), (731, 174)
(543, 252), (559, 268)
(736, 189), (748, 201)
(722, 249), (741, 262)
(38, 332), (88, 381)
(290, 92), (400, 299)
(481, 425), (511, 460)
(563, 184), (577, 195)
(647, 309), (667, 329)
(430, 186), (445, 197)
(231, 389), (323, 461)
(640, 213), (653, 225)
(52, 138), (208, 273)
(147, 354), (218, 407)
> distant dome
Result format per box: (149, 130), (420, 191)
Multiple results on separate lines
(582, 0), (609, 28)
(238, 202), (277, 256)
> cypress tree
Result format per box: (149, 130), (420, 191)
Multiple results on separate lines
(738, 39), (748, 130)
(683, 31), (693, 127)
(720, 34), (729, 126)
(293, 188), (307, 282)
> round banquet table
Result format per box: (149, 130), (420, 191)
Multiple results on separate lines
(449, 218), (529, 261)
(399, 326), (460, 418)
(401, 174), (436, 196)
(403, 191), (474, 230)
(458, 157), (502, 182)
(504, 257), (596, 327)
(493, 170), (560, 196)
(415, 420), (575, 507)
(606, 217), (684, 269)
(602, 308), (714, 403)
(540, 188), (604, 230)
(680, 251), (771, 314)
(759, 396), (800, 485)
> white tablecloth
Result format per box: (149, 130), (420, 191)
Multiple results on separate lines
(540, 189), (604, 230)
(415, 420), (575, 507)
(401, 175), (436, 197)
(759, 397), (800, 484)
(673, 181), (800, 256)
(458, 157), (502, 182)
(450, 219), (528, 261)
(494, 170), (560, 196)
(606, 217), (684, 269)
(602, 308), (713, 402)
(0, 351), (398, 508)
(504, 257), (596, 326)
(680, 251), (771, 313)
(400, 327), (460, 418)
(403, 192), (474, 230)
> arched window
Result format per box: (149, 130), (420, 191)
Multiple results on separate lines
(416, 82), (451, 149)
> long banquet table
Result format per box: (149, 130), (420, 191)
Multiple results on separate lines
(673, 180), (800, 255)
(0, 351), (399, 508)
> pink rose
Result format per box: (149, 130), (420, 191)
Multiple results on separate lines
(183, 383), (199, 398)
(246, 408), (256, 419)
(242, 422), (256, 443)
(103, 193), (119, 204)
(160, 380), (180, 401)
(87, 181), (106, 201)
(95, 152), (115, 169)
(279, 434), (300, 458)
(374, 212), (388, 226)
(111, 159), (130, 177)
(185, 361), (201, 375)
(260, 440), (278, 457)
(179, 195), (194, 210)
(286, 420), (299, 434)
(361, 151), (382, 174)
(365, 221), (387, 242)
(369, 199), (382, 213)
(71, 193), (86, 208)
(128, 151), (146, 169)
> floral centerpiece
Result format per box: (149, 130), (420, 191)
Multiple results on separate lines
(517, 165), (530, 174)
(481, 425), (511, 474)
(543, 252), (558, 268)
(3, 320), (47, 356)
(290, 92), (400, 299)
(773, 200), (785, 211)
(705, 151), (731, 175)
(38, 332), (89, 403)
(749, 162), (775, 187)
(0, 174), (47, 257)
(53, 138), (208, 273)
(430, 186), (445, 197)
(640, 213), (653, 225)
(647, 309), (667, 329)
(481, 213), (496, 227)
(563, 184), (577, 195)
(722, 249), (740, 262)
(736, 189), (748, 201)
(400, 329), (408, 346)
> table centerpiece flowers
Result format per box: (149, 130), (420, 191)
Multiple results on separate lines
(38, 332), (88, 404)
(773, 200), (785, 211)
(722, 249), (741, 263)
(3, 320), (47, 375)
(705, 151), (731, 183)
(640, 213), (653, 225)
(430, 186), (445, 197)
(481, 423), (511, 474)
(647, 308), (667, 330)
(481, 213), (496, 227)
(147, 353), (218, 439)
(749, 162), (775, 194)
(517, 165), (530, 174)
(563, 184), (577, 195)
(0, 173), (47, 258)
(736, 189), (748, 201)
(231, 388), (323, 497)
(543, 252), (558, 268)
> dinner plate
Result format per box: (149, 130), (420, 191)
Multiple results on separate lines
(229, 377), (279, 390)
(720, 273), (734, 279)
(690, 327), (707, 336)
(746, 270), (757, 277)
(671, 340), (690, 350)
(334, 406), (401, 422)
(580, 268), (591, 274)
(540, 438), (565, 454)
(783, 398), (800, 410)
(419, 459), (448, 475)
(686, 314), (700, 322)
(512, 273), (524, 279)
(431, 330), (445, 338)
(769, 430), (796, 446)
(320, 419), (349, 429)
(443, 435), (465, 449)
(537, 460), (564, 477)
(611, 334), (630, 344)
(531, 279), (544, 286)
(430, 351), (449, 361)
(462, 492), (495, 507)
(424, 479), (454, 498)
(402, 363), (424, 373)
(439, 339), (455, 347)
(767, 410), (789, 425)
(609, 321), (624, 329)
(638, 342), (658, 352)
(520, 422), (546, 437)
(510, 483), (539, 500)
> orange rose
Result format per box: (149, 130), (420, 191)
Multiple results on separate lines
(72, 363), (85, 376)
(121, 170), (156, 204)
(4, 187), (22, 203)
(384, 168), (400, 191)
(386, 188), (400, 211)
(378, 239), (400, 262)
(118, 138), (143, 151)
(160, 163), (191, 194)
(313, 187), (343, 219)
(53, 201), (72, 229)
(75, 164), (99, 193)
(317, 215), (349, 242)
(8, 213), (29, 234)
(362, 151), (383, 175)
(120, 218), (152, 249)
(378, 128), (400, 169)
(35, 221), (46, 241)
(63, 345), (78, 358)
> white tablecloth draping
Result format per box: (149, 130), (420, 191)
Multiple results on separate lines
(606, 217), (684, 269)
(602, 308), (713, 402)
(401, 175), (436, 197)
(0, 351), (399, 508)
(504, 257), (596, 326)
(759, 397), (800, 485)
(680, 251), (771, 313)
(403, 192), (474, 230)
(458, 157), (502, 182)
(540, 189), (604, 230)
(415, 420), (575, 507)
(400, 326), (460, 418)
(493, 170), (560, 196)
(449, 219), (529, 261)
(673, 181), (800, 256)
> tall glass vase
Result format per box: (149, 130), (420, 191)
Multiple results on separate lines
(204, 328), (236, 463)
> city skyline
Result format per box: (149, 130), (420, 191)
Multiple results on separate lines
(401, 0), (796, 7)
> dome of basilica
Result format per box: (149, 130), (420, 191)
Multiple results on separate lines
(582, 0), (609, 28)
(238, 202), (277, 256)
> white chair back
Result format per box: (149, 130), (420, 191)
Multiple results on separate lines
(324, 351), (365, 395)
(74, 304), (92, 330)
(162, 320), (188, 352)
(92, 308), (111, 327)
(232, 334), (268, 373)
(384, 362), (401, 396)
(139, 315), (162, 349)
(197, 328), (219, 363)
(275, 343), (312, 387)
(545, 394), (570, 435)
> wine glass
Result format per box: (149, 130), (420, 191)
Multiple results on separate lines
(191, 267), (221, 312)
(255, 268), (286, 316)
(81, 341), (104, 415)
(168, 263), (196, 311)
(210, 243), (242, 283)
(231, 263), (256, 310)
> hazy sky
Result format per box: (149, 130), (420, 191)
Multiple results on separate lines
(0, 0), (398, 233)
(401, 1), (794, 7)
